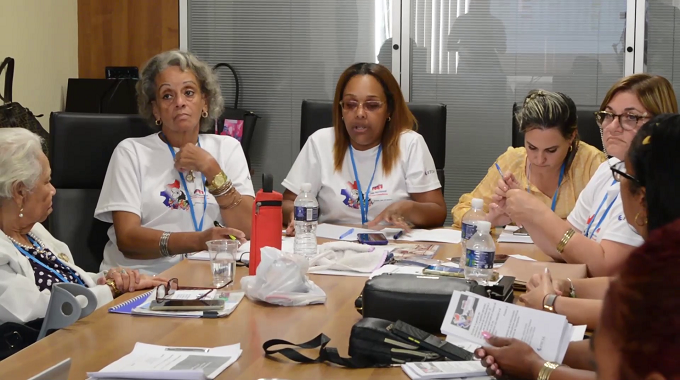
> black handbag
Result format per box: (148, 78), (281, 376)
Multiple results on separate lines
(212, 63), (259, 169)
(356, 274), (515, 334)
(0, 57), (48, 154)
(263, 317), (440, 368)
(0, 319), (42, 361)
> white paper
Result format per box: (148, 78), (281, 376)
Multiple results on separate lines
(387, 228), (462, 244)
(132, 290), (245, 318)
(507, 254), (536, 261)
(369, 264), (425, 278)
(315, 223), (375, 240)
(403, 361), (487, 380)
(497, 226), (534, 244)
(307, 269), (371, 277)
(188, 237), (295, 261)
(570, 325), (587, 342)
(88, 342), (242, 380)
(445, 336), (483, 354)
(441, 291), (570, 362)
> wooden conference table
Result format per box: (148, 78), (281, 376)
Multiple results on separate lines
(0, 240), (550, 380)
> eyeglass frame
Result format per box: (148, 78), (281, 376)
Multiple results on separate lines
(610, 161), (640, 185)
(594, 111), (650, 132)
(155, 277), (233, 302)
(339, 100), (386, 113)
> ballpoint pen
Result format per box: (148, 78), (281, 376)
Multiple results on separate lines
(213, 220), (237, 241)
(393, 230), (404, 240)
(494, 162), (504, 177)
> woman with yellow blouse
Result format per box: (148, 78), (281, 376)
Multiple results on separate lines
(452, 90), (607, 227)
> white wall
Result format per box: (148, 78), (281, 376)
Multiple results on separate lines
(0, 0), (78, 130)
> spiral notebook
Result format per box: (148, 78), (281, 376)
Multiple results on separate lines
(108, 291), (154, 315)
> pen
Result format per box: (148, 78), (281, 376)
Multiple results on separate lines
(393, 230), (404, 240)
(494, 162), (504, 177)
(339, 228), (355, 240)
(213, 220), (237, 241)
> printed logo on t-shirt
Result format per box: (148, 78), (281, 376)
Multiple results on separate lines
(160, 180), (190, 210)
(340, 181), (367, 210)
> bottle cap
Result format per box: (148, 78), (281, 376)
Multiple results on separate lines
(471, 198), (484, 210)
(476, 221), (491, 233)
(300, 183), (312, 193)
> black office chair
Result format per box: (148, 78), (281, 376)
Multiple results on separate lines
(300, 100), (447, 190)
(49, 113), (156, 273)
(511, 103), (605, 152)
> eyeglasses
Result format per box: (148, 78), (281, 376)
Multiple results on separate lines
(610, 161), (640, 185)
(155, 278), (233, 302)
(339, 100), (385, 112)
(594, 111), (650, 132)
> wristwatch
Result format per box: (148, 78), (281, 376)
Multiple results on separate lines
(206, 171), (228, 192)
(543, 294), (558, 313)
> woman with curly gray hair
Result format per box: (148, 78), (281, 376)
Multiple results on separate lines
(95, 50), (255, 275)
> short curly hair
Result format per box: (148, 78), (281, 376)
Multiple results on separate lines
(136, 50), (224, 132)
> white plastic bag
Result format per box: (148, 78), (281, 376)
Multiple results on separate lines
(240, 246), (327, 306)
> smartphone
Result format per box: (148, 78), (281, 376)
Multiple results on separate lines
(422, 265), (465, 278)
(494, 254), (509, 263)
(357, 233), (389, 245)
(390, 320), (474, 361)
(149, 299), (225, 311)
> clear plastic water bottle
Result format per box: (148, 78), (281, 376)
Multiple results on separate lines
(459, 198), (486, 267)
(464, 220), (496, 284)
(294, 183), (319, 258)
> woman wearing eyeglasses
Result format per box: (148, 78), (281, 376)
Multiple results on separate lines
(452, 90), (607, 228)
(282, 63), (447, 234)
(494, 74), (677, 277)
(474, 116), (680, 380)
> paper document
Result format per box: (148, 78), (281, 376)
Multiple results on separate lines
(188, 237), (295, 261)
(497, 226), (534, 244)
(369, 264), (425, 278)
(315, 223), (374, 241)
(441, 291), (576, 363)
(132, 289), (244, 318)
(402, 361), (488, 380)
(384, 228), (462, 244)
(87, 342), (242, 380)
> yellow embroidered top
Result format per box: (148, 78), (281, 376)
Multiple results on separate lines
(451, 142), (607, 227)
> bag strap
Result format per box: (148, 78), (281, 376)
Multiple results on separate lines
(0, 57), (15, 103)
(213, 63), (239, 109)
(262, 334), (376, 368)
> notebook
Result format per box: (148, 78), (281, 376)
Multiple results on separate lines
(108, 290), (154, 315)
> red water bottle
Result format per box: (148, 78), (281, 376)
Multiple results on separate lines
(249, 173), (282, 275)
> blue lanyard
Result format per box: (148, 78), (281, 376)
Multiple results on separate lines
(160, 133), (207, 232)
(13, 237), (85, 286)
(526, 161), (565, 212)
(349, 145), (382, 224)
(584, 180), (619, 239)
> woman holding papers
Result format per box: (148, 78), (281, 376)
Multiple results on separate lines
(282, 63), (447, 235)
(95, 51), (255, 275)
(451, 90), (607, 228)
(476, 218), (680, 380)
(493, 74), (677, 276)
(0, 129), (167, 326)
(520, 114), (680, 329)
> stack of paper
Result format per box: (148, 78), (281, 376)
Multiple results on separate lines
(497, 226), (533, 244)
(132, 289), (245, 318)
(87, 343), (241, 380)
(441, 291), (582, 364)
(188, 237), (296, 262)
(402, 361), (491, 379)
(383, 228), (462, 244)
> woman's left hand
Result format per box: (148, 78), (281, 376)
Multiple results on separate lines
(474, 335), (545, 379)
(174, 143), (218, 174)
(98, 268), (169, 293)
(366, 200), (413, 232)
(519, 270), (557, 310)
(504, 189), (548, 225)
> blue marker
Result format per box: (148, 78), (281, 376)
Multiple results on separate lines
(393, 230), (404, 240)
(339, 228), (355, 240)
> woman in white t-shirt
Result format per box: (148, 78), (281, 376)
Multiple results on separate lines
(493, 74), (677, 276)
(282, 63), (447, 233)
(95, 51), (255, 274)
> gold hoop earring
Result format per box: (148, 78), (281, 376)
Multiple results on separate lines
(19, 208), (23, 218)
(201, 110), (208, 118)
(635, 212), (648, 226)
(155, 119), (162, 126)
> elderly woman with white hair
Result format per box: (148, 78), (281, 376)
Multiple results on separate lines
(95, 50), (255, 275)
(0, 128), (167, 326)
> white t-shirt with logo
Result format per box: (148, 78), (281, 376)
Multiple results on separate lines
(567, 157), (644, 247)
(94, 133), (255, 274)
(282, 127), (441, 225)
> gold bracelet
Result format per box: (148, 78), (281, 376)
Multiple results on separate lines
(537, 361), (560, 380)
(556, 228), (576, 254)
(219, 194), (243, 210)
